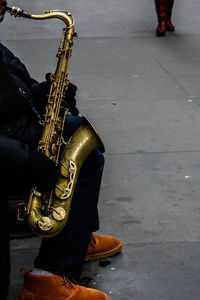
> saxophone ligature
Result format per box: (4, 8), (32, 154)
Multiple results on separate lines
(6, 5), (104, 237)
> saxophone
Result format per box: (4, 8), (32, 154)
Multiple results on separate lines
(6, 6), (104, 237)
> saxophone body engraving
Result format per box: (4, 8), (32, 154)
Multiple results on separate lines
(7, 6), (104, 237)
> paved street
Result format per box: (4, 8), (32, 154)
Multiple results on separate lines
(1, 0), (200, 299)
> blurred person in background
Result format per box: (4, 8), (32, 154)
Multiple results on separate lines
(154, 0), (175, 37)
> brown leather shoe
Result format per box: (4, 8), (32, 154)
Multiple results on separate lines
(85, 233), (122, 261)
(19, 272), (110, 300)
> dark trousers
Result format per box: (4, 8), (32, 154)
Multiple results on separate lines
(36, 115), (105, 279)
(0, 114), (104, 297)
(34, 147), (104, 280)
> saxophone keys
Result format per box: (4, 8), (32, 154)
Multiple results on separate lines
(73, 31), (78, 37)
(51, 143), (57, 155)
(37, 217), (53, 231)
(55, 183), (70, 199)
(33, 188), (42, 197)
(52, 206), (66, 221)
(17, 202), (27, 221)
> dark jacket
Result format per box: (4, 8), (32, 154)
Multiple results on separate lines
(0, 42), (49, 173)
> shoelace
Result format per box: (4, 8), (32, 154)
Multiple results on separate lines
(62, 277), (74, 290)
(62, 277), (81, 290)
(89, 233), (97, 247)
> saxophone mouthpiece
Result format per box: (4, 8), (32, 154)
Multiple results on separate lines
(6, 6), (31, 18)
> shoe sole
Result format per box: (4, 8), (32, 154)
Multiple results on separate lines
(85, 244), (122, 262)
(156, 32), (166, 37)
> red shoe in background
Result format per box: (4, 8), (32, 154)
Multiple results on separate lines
(156, 19), (167, 37)
(154, 0), (175, 36)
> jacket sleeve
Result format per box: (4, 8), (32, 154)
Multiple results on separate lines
(0, 54), (26, 122)
(0, 43), (49, 116)
(0, 134), (29, 174)
(8, 52), (50, 111)
(0, 45), (22, 94)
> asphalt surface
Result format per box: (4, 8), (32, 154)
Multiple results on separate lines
(1, 0), (200, 299)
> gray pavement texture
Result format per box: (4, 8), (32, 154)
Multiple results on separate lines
(1, 0), (200, 299)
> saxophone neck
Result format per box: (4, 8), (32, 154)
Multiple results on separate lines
(6, 6), (75, 29)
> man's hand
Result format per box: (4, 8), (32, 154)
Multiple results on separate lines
(45, 73), (79, 116)
(29, 151), (59, 193)
(64, 82), (79, 116)
(0, 1), (7, 23)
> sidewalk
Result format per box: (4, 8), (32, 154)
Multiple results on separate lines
(2, 0), (200, 299)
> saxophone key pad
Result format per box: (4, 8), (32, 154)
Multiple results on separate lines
(52, 206), (66, 221)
